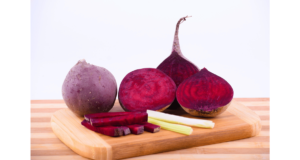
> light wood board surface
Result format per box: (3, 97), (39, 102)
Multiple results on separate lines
(31, 98), (270, 160)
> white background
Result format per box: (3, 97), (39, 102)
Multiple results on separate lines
(31, 0), (269, 99)
(2, 0), (300, 159)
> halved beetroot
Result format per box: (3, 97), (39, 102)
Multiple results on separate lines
(157, 16), (199, 110)
(176, 68), (234, 117)
(118, 68), (176, 112)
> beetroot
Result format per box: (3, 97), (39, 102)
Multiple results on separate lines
(81, 120), (123, 137)
(176, 68), (234, 117)
(127, 124), (144, 135)
(118, 68), (176, 112)
(62, 59), (117, 116)
(90, 112), (148, 127)
(141, 122), (160, 133)
(120, 126), (131, 135)
(157, 16), (199, 110)
(84, 112), (142, 122)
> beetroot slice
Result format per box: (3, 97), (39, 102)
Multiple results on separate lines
(118, 68), (176, 112)
(81, 120), (123, 137)
(127, 124), (144, 135)
(119, 126), (131, 135)
(176, 68), (234, 117)
(157, 16), (199, 110)
(141, 122), (160, 133)
(84, 112), (142, 122)
(90, 112), (148, 127)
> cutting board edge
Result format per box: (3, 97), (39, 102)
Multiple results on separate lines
(51, 110), (113, 160)
(228, 100), (262, 137)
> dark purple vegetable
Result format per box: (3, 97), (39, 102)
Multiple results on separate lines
(84, 112), (142, 122)
(177, 68), (234, 117)
(81, 120), (123, 137)
(141, 122), (160, 133)
(127, 124), (144, 135)
(120, 126), (131, 135)
(90, 112), (148, 127)
(157, 16), (199, 110)
(118, 68), (176, 112)
(62, 59), (117, 116)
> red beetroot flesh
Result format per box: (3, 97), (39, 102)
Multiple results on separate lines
(141, 122), (160, 133)
(81, 120), (123, 137)
(90, 112), (148, 127)
(157, 16), (199, 110)
(127, 124), (144, 135)
(177, 68), (234, 112)
(84, 112), (142, 122)
(120, 126), (131, 135)
(118, 68), (176, 112)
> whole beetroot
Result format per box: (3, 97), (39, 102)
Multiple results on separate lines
(62, 59), (117, 116)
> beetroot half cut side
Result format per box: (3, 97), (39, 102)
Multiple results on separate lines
(176, 68), (234, 117)
(118, 68), (176, 112)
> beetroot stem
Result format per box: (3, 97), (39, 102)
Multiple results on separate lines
(172, 15), (192, 56)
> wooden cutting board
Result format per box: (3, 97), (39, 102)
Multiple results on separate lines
(51, 100), (261, 160)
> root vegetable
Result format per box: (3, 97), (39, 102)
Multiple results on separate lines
(157, 16), (199, 110)
(84, 112), (142, 122)
(118, 68), (176, 112)
(141, 122), (160, 133)
(127, 124), (144, 135)
(177, 68), (234, 117)
(62, 59), (117, 116)
(120, 126), (131, 135)
(90, 112), (148, 127)
(81, 120), (123, 137)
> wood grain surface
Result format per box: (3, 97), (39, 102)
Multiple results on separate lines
(31, 98), (270, 160)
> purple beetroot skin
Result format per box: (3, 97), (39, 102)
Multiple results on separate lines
(157, 16), (199, 110)
(118, 68), (176, 112)
(176, 68), (234, 117)
(62, 59), (117, 116)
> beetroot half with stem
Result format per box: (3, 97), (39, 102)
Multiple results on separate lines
(157, 16), (199, 110)
(118, 68), (176, 112)
(176, 68), (234, 117)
